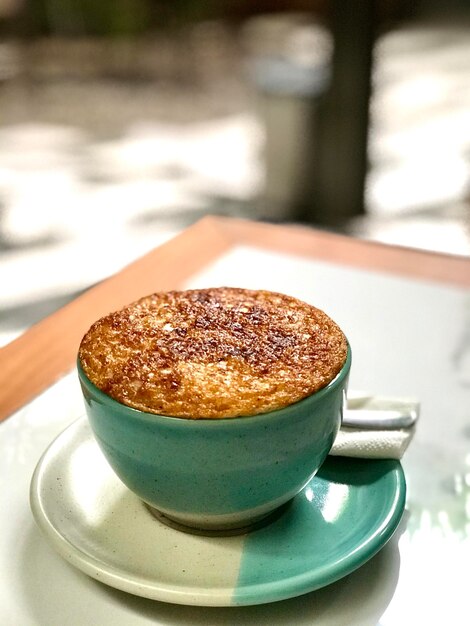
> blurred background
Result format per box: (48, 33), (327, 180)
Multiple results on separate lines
(1, 0), (470, 346)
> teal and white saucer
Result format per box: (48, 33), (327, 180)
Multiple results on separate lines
(30, 418), (406, 607)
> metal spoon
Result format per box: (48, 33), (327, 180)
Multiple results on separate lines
(342, 395), (419, 430)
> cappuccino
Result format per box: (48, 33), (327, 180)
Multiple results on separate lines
(79, 287), (347, 418)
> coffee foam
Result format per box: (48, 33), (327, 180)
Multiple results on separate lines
(79, 287), (348, 418)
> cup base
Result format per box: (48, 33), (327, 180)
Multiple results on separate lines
(145, 501), (292, 537)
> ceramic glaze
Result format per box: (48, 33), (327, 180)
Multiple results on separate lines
(78, 347), (351, 532)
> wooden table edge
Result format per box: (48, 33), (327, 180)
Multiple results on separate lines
(213, 216), (470, 288)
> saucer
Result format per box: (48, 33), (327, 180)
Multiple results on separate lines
(30, 417), (406, 607)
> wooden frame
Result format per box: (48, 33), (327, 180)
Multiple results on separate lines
(1, 215), (468, 421)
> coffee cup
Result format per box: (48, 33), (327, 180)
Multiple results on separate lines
(78, 287), (350, 534)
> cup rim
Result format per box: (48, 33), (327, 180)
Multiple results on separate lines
(77, 342), (351, 425)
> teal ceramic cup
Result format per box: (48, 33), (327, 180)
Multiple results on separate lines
(78, 346), (351, 534)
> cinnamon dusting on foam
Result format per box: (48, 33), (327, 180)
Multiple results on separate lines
(78, 288), (347, 418)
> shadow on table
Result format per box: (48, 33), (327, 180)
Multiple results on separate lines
(19, 512), (407, 626)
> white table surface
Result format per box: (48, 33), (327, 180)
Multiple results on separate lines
(2, 244), (469, 625)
